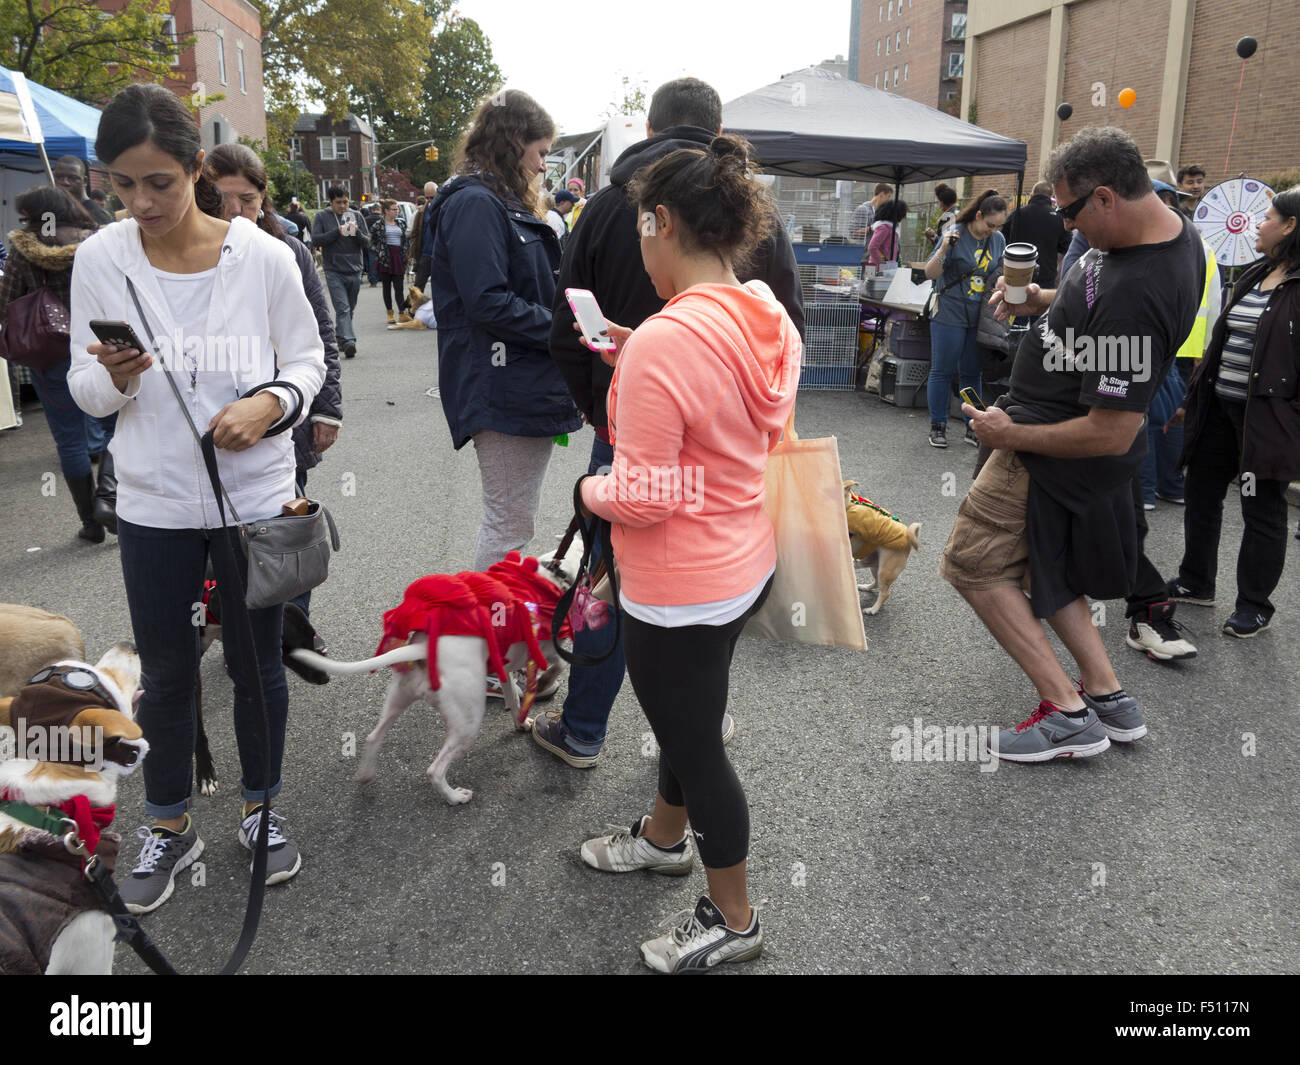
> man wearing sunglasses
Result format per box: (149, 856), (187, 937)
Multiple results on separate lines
(940, 126), (1206, 764)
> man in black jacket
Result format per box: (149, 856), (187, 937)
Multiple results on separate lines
(536, 77), (804, 769)
(1003, 181), (1070, 289)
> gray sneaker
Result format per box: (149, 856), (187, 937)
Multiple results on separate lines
(1080, 687), (1148, 742)
(239, 806), (302, 885)
(119, 818), (204, 915)
(640, 895), (763, 973)
(580, 815), (694, 875)
(990, 701), (1111, 763)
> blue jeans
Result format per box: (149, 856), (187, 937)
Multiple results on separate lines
(560, 435), (626, 750)
(325, 269), (362, 347)
(926, 320), (982, 427)
(118, 518), (289, 818)
(364, 247), (379, 285)
(1139, 363), (1187, 504)
(30, 359), (116, 479)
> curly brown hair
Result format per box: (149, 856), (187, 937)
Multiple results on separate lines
(624, 133), (775, 270)
(455, 90), (555, 216)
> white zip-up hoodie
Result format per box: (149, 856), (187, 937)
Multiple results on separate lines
(68, 216), (325, 530)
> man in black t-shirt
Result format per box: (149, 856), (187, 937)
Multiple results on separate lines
(939, 126), (1205, 765)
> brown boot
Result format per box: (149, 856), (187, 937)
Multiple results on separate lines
(386, 309), (396, 325)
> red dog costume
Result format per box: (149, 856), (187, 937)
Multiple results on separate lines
(375, 553), (572, 720)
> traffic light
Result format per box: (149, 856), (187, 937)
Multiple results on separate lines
(424, 144), (439, 162)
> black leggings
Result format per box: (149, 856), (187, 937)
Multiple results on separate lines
(621, 576), (772, 869)
(380, 272), (408, 313)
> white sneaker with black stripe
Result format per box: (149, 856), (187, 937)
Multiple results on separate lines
(580, 815), (693, 875)
(640, 895), (763, 973)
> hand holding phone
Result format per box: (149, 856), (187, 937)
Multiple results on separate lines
(958, 387), (987, 411)
(566, 288), (617, 354)
(88, 319), (152, 388)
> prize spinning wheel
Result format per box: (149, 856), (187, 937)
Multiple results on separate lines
(1193, 177), (1275, 266)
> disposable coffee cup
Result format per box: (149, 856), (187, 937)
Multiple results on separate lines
(1003, 242), (1038, 303)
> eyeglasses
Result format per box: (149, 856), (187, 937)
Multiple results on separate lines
(1058, 187), (1096, 222)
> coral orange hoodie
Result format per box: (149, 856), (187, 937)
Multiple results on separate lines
(580, 280), (801, 606)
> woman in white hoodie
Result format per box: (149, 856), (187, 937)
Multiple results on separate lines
(67, 84), (324, 914)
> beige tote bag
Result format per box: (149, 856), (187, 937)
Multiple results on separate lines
(743, 412), (868, 650)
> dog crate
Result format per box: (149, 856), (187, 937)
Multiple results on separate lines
(879, 355), (930, 408)
(887, 316), (932, 361)
(800, 300), (860, 390)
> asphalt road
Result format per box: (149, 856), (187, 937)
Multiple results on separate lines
(2, 284), (1296, 975)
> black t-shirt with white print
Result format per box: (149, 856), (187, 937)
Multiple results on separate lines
(1005, 213), (1205, 453)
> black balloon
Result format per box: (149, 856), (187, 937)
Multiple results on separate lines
(1056, 102), (1073, 121)
(1236, 36), (1257, 59)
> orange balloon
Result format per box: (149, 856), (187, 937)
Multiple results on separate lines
(1118, 88), (1137, 109)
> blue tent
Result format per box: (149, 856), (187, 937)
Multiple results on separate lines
(0, 66), (102, 161)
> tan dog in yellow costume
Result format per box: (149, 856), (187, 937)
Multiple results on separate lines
(843, 481), (922, 615)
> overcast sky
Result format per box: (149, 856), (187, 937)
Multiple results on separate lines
(454, 0), (853, 135)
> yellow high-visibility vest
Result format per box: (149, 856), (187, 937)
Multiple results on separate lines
(1177, 239), (1220, 359)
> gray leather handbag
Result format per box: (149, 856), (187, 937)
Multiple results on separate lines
(127, 278), (340, 609)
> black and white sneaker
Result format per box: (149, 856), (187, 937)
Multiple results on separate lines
(964, 424), (978, 447)
(929, 423), (948, 449)
(239, 806), (302, 885)
(580, 815), (693, 875)
(640, 896), (763, 973)
(1223, 611), (1270, 638)
(1165, 578), (1214, 607)
(1126, 601), (1197, 661)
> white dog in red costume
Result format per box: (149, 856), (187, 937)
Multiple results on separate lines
(290, 552), (577, 804)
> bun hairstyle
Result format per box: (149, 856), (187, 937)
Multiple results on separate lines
(95, 83), (223, 218)
(624, 133), (775, 269)
(456, 89), (555, 217)
(934, 182), (958, 208)
(205, 141), (284, 240)
(955, 187), (1007, 227)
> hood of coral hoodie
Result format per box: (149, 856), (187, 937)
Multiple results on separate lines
(656, 279), (801, 433)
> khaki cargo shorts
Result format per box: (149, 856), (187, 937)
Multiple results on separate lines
(939, 448), (1031, 590)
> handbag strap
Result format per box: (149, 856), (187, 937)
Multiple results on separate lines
(551, 478), (621, 666)
(122, 276), (272, 976)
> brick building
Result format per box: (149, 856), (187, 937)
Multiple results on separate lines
(291, 114), (378, 206)
(850, 0), (968, 115)
(120, 0), (267, 148)
(962, 0), (1300, 197)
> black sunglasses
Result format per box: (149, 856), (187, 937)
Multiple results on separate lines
(1058, 187), (1096, 222)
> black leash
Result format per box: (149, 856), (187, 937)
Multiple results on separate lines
(551, 478), (621, 666)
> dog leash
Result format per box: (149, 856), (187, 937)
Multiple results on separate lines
(551, 478), (621, 666)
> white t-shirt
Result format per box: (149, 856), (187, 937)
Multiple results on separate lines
(620, 564), (775, 628)
(153, 265), (216, 388)
(546, 209), (567, 239)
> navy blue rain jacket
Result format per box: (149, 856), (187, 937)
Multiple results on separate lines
(426, 174), (581, 449)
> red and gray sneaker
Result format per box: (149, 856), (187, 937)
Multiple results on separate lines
(989, 701), (1111, 763)
(1078, 685), (1148, 742)
(1126, 601), (1197, 661)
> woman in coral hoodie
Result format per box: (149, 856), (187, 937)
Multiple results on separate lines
(575, 136), (801, 974)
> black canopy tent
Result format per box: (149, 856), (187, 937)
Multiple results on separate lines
(722, 67), (1028, 202)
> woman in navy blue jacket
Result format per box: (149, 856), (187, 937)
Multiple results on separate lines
(427, 90), (580, 571)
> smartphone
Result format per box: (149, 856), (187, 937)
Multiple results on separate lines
(89, 319), (148, 353)
(565, 288), (616, 353)
(959, 386), (987, 411)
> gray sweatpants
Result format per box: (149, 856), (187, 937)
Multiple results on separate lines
(471, 430), (555, 572)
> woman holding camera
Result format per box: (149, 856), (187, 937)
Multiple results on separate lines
(67, 83), (324, 913)
(922, 189), (1007, 449)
